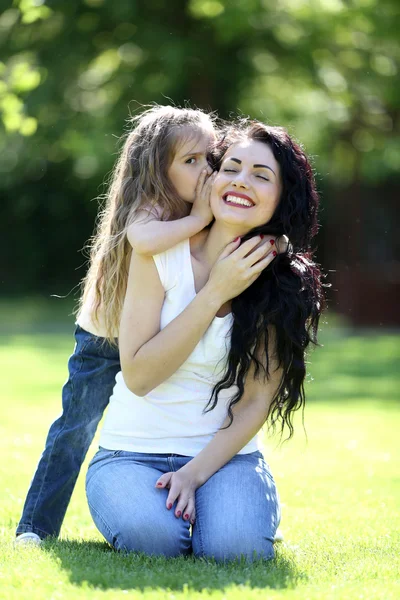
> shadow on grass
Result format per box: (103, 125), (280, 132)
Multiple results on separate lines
(43, 539), (305, 592)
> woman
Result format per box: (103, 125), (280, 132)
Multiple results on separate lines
(86, 120), (324, 561)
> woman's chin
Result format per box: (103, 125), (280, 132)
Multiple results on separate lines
(216, 209), (256, 230)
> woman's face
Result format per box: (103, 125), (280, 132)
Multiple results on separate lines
(210, 139), (282, 232)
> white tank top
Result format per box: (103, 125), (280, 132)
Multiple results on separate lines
(99, 239), (259, 456)
(76, 285), (111, 338)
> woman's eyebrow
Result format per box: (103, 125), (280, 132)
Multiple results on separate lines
(226, 157), (276, 176)
(254, 163), (276, 176)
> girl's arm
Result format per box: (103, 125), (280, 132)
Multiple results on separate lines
(155, 338), (282, 522)
(119, 236), (277, 396)
(127, 212), (209, 256)
(127, 171), (216, 256)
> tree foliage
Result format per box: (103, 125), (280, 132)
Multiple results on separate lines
(1, 0), (399, 293)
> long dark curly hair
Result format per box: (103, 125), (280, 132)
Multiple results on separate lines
(205, 120), (326, 438)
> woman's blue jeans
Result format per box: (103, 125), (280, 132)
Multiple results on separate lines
(86, 448), (280, 562)
(16, 326), (120, 539)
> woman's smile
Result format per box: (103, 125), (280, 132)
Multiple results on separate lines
(211, 139), (281, 230)
(222, 192), (255, 208)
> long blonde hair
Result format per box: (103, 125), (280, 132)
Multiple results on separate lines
(77, 105), (215, 342)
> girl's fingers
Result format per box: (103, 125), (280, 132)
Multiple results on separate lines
(205, 171), (217, 186)
(194, 169), (208, 196)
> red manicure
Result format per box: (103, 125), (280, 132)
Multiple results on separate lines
(270, 239), (275, 245)
(260, 234), (264, 239)
(167, 503), (172, 509)
(234, 237), (240, 242)
(176, 511), (182, 518)
(157, 482), (163, 487)
(184, 514), (189, 520)
(273, 251), (277, 256)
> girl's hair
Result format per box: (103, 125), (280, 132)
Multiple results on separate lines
(206, 120), (326, 438)
(78, 105), (215, 341)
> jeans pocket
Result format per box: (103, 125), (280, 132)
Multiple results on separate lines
(98, 447), (122, 457)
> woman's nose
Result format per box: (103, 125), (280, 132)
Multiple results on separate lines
(231, 177), (249, 189)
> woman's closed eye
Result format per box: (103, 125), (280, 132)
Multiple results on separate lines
(222, 168), (238, 173)
(256, 174), (269, 181)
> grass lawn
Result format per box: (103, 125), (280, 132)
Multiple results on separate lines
(0, 301), (399, 599)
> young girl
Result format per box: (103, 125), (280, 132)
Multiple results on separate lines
(15, 105), (219, 545)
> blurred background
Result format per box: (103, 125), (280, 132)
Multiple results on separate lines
(1, 0), (399, 326)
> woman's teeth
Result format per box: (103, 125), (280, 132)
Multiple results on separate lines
(224, 195), (253, 207)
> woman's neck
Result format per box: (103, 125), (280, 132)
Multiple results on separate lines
(192, 221), (250, 271)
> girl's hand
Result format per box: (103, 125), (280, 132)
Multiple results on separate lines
(155, 463), (201, 525)
(190, 169), (216, 227)
(206, 234), (280, 306)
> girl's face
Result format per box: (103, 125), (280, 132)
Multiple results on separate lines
(211, 139), (282, 232)
(168, 128), (214, 203)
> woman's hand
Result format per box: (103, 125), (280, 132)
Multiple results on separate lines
(155, 463), (201, 525)
(206, 234), (280, 306)
(190, 169), (216, 227)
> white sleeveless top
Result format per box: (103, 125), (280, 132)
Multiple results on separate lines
(99, 239), (259, 456)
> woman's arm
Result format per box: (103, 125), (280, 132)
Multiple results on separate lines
(155, 334), (282, 522)
(119, 250), (226, 396)
(120, 236), (276, 396)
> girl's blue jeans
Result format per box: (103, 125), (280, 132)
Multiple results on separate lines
(16, 326), (120, 539)
(86, 448), (280, 562)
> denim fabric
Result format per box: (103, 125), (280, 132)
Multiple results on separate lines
(16, 326), (120, 539)
(86, 448), (280, 562)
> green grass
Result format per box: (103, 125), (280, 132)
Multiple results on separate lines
(0, 304), (399, 599)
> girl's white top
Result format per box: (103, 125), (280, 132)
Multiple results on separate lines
(76, 286), (110, 338)
(99, 239), (259, 457)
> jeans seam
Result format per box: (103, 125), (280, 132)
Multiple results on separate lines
(194, 499), (205, 557)
(28, 334), (89, 528)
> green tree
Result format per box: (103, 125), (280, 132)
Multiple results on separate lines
(1, 0), (399, 296)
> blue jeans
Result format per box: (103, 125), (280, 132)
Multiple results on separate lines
(86, 448), (280, 562)
(16, 326), (120, 539)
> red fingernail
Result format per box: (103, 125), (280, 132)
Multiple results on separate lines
(270, 239), (275, 245)
(176, 511), (182, 518)
(157, 482), (163, 487)
(273, 251), (277, 256)
(167, 503), (172, 509)
(190, 519), (195, 525)
(234, 237), (240, 242)
(184, 513), (189, 520)
(260, 234), (264, 239)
